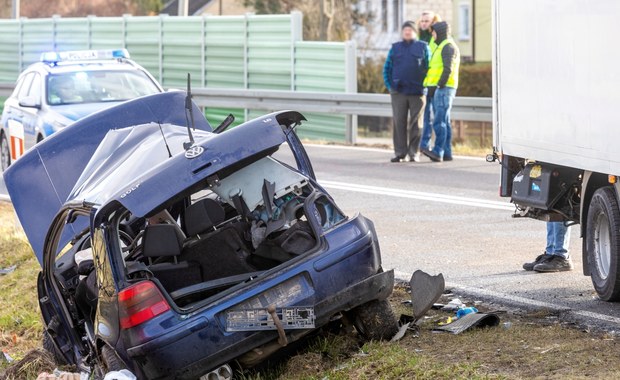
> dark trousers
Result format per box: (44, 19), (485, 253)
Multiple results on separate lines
(390, 92), (426, 158)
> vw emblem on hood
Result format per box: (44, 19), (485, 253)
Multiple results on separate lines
(185, 145), (205, 159)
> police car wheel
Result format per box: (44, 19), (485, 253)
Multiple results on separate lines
(0, 133), (10, 171)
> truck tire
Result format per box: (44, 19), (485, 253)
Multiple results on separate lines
(586, 187), (620, 301)
(42, 330), (68, 365)
(350, 299), (399, 341)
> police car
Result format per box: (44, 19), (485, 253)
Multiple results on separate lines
(0, 49), (163, 171)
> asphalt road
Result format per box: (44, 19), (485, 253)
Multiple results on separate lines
(2, 144), (620, 329)
(301, 144), (620, 330)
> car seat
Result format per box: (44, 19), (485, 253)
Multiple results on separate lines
(181, 199), (256, 281)
(142, 224), (202, 292)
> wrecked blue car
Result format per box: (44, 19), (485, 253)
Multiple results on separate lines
(4, 91), (397, 379)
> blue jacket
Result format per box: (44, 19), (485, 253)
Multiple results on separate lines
(383, 40), (431, 95)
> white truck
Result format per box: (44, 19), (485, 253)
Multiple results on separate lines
(491, 0), (620, 300)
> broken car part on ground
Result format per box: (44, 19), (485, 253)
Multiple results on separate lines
(3, 91), (399, 379)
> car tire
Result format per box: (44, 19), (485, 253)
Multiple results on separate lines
(586, 187), (620, 301)
(101, 344), (126, 372)
(42, 330), (68, 365)
(0, 132), (10, 171)
(350, 299), (399, 341)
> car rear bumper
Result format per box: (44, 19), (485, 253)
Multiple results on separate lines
(124, 215), (392, 379)
(127, 269), (393, 379)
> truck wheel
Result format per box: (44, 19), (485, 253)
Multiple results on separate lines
(586, 187), (620, 301)
(0, 133), (10, 171)
(42, 330), (67, 365)
(350, 299), (399, 340)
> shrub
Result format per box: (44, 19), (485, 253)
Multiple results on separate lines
(358, 56), (388, 94)
(457, 62), (492, 97)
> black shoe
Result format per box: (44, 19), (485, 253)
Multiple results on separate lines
(523, 253), (551, 271)
(443, 155), (453, 161)
(533, 255), (573, 272)
(390, 156), (405, 163)
(421, 149), (442, 162)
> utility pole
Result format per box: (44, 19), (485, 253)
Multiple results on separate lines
(12, 0), (20, 19)
(178, 0), (188, 16)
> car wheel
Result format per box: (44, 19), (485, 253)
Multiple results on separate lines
(350, 299), (399, 341)
(586, 187), (620, 301)
(0, 133), (10, 171)
(42, 330), (68, 365)
(92, 344), (127, 379)
(101, 344), (126, 372)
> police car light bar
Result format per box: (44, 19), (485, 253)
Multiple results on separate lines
(40, 49), (130, 64)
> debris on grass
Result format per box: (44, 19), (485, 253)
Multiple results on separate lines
(434, 312), (500, 335)
(409, 270), (445, 321)
(0, 265), (16, 275)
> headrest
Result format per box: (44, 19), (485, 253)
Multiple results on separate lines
(142, 224), (185, 257)
(184, 198), (226, 236)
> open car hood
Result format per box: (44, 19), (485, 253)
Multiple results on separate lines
(4, 92), (212, 264)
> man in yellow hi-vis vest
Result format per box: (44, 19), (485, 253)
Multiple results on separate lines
(417, 11), (442, 152)
(421, 21), (460, 162)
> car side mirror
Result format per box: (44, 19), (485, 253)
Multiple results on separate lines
(19, 96), (41, 109)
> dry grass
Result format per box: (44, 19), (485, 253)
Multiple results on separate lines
(1, 349), (56, 380)
(242, 287), (620, 380)
(0, 203), (43, 365)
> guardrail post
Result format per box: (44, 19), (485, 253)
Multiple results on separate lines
(290, 11), (302, 91)
(243, 13), (250, 122)
(158, 15), (164, 85)
(18, 17), (23, 71)
(344, 40), (358, 144)
(87, 15), (94, 50)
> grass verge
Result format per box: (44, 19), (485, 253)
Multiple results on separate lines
(0, 202), (42, 364)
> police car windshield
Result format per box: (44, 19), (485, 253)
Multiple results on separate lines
(47, 70), (160, 106)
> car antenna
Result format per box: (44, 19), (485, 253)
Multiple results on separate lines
(157, 121), (173, 158)
(183, 73), (196, 150)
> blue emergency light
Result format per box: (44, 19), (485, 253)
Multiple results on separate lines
(40, 49), (130, 65)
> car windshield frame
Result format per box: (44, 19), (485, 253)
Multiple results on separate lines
(46, 69), (161, 106)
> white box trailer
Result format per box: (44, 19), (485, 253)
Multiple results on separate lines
(493, 0), (620, 300)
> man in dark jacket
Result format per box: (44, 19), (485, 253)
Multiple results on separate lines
(383, 21), (431, 163)
(421, 21), (460, 162)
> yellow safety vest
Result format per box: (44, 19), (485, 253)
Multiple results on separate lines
(424, 38), (460, 88)
(429, 38), (437, 52)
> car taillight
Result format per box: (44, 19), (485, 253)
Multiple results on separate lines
(118, 281), (170, 329)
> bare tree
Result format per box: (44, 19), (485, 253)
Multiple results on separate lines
(243, 0), (367, 42)
(19, 0), (162, 18)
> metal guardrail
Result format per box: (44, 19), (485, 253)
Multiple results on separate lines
(0, 83), (492, 142)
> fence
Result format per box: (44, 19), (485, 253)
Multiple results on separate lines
(0, 13), (356, 141)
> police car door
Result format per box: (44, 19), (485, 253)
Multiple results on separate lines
(4, 72), (33, 161)
(19, 72), (43, 150)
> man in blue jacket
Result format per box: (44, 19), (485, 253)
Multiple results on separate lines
(383, 21), (431, 163)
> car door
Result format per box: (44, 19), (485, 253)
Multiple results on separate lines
(20, 72), (43, 149)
